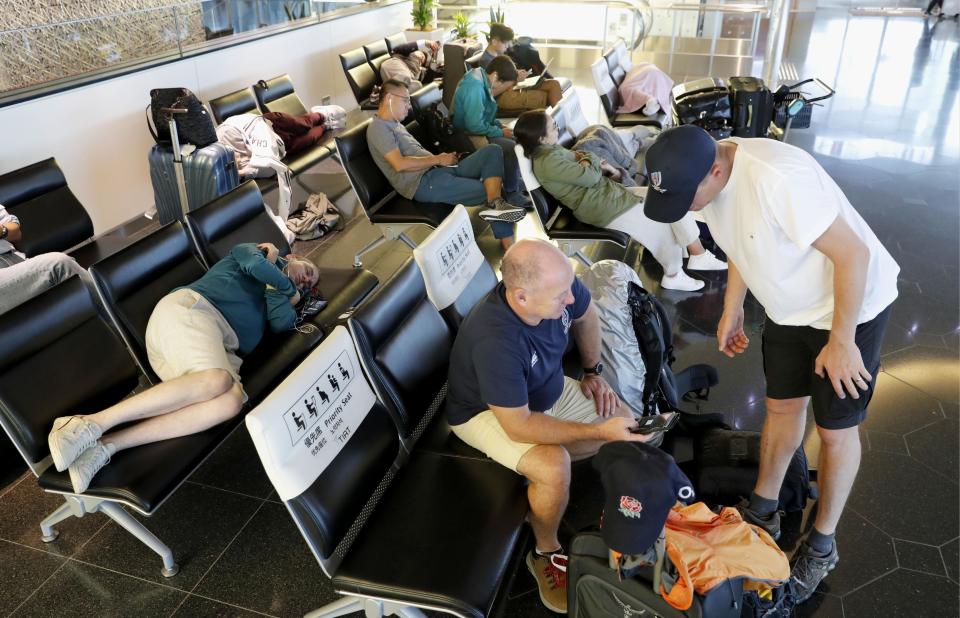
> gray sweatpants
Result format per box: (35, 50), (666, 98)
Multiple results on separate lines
(0, 252), (86, 315)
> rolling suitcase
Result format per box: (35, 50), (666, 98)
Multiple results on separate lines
(149, 141), (239, 225)
(729, 77), (774, 138)
(670, 78), (732, 139)
(147, 95), (239, 225)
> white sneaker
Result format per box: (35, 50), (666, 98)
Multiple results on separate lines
(661, 271), (705, 291)
(48, 416), (102, 471)
(687, 250), (728, 271)
(643, 99), (661, 116)
(68, 441), (115, 494)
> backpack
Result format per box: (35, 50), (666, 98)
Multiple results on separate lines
(147, 87), (218, 147)
(695, 428), (816, 513)
(627, 281), (718, 416)
(285, 193), (341, 241)
(420, 102), (476, 155)
(568, 530), (744, 618)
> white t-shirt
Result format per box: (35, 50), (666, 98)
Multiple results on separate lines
(700, 138), (899, 330)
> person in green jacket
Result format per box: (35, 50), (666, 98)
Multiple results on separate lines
(451, 55), (524, 201)
(46, 242), (319, 493)
(514, 110), (727, 291)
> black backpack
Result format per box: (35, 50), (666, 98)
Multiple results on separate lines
(420, 102), (476, 155)
(147, 87), (218, 147)
(627, 281), (718, 416)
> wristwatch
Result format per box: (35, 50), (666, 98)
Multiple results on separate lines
(583, 362), (603, 376)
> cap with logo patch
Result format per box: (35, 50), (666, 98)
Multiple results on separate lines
(594, 441), (695, 555)
(642, 125), (718, 224)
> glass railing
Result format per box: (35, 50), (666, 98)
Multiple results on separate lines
(0, 0), (397, 106)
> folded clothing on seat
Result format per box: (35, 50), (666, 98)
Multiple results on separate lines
(263, 111), (327, 156)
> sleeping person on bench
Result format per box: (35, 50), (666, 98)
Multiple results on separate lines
(46, 242), (319, 493)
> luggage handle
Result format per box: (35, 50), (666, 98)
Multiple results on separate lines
(785, 78), (835, 104)
(160, 106), (191, 217)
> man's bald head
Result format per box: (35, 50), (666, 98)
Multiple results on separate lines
(501, 239), (572, 293)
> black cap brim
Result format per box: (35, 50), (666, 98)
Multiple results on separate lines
(643, 187), (696, 224)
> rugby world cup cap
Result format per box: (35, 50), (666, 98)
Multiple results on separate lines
(593, 441), (695, 554)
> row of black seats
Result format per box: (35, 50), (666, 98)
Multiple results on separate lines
(247, 207), (530, 617)
(0, 180), (378, 576)
(340, 33), (410, 110)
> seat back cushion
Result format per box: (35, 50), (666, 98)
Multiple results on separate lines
(89, 222), (206, 370)
(412, 205), (495, 330)
(441, 42), (470, 109)
(335, 119), (394, 211)
(409, 82), (442, 118)
(349, 258), (452, 438)
(0, 276), (139, 464)
(340, 48), (376, 104)
(246, 326), (400, 567)
(363, 40), (390, 82)
(254, 75), (308, 116)
(184, 180), (291, 266)
(0, 158), (93, 256)
(385, 33), (407, 55)
(0, 157), (68, 207)
(6, 185), (93, 257)
(209, 88), (260, 125)
(561, 90), (590, 138)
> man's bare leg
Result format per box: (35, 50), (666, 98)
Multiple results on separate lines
(564, 401), (634, 461)
(517, 444), (571, 552)
(755, 396), (808, 500)
(813, 425), (861, 535)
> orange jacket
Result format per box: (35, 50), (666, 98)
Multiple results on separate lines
(660, 503), (790, 610)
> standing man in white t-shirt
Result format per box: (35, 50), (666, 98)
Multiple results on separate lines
(642, 125), (899, 603)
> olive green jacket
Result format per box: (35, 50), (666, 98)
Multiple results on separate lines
(530, 144), (636, 227)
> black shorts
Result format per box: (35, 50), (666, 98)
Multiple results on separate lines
(761, 305), (891, 430)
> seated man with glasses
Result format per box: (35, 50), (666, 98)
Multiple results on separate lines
(365, 79), (526, 249)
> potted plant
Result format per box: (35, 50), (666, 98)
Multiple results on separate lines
(405, 0), (444, 42)
(452, 11), (473, 41)
(481, 5), (506, 41)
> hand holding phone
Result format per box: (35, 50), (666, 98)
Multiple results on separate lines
(629, 412), (678, 435)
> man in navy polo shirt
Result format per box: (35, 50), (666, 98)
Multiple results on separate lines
(447, 239), (652, 614)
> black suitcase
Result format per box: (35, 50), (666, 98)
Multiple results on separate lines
(568, 531), (744, 618)
(729, 77), (774, 138)
(148, 141), (239, 225)
(670, 78), (732, 138)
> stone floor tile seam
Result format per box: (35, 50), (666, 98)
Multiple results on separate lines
(186, 499), (269, 596)
(65, 554), (190, 595)
(845, 506), (896, 542)
(904, 452), (960, 487)
(183, 479), (275, 503)
(895, 565), (954, 580)
(878, 367), (958, 407)
(71, 518), (113, 556)
(0, 472), (31, 502)
(834, 567), (900, 599)
(893, 538), (947, 549)
(169, 592), (280, 618)
(936, 401), (951, 418)
(4, 558), (68, 618)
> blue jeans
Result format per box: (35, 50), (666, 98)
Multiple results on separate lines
(414, 145), (514, 239)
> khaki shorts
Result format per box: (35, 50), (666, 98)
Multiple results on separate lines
(496, 87), (550, 113)
(146, 289), (245, 393)
(452, 377), (601, 472)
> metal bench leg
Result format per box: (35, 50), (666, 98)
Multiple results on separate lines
(39, 499), (76, 542)
(384, 603), (427, 618)
(95, 501), (179, 577)
(573, 250), (594, 267)
(396, 233), (417, 251)
(354, 235), (388, 268)
(304, 596), (364, 617)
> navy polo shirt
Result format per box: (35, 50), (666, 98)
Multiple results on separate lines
(446, 278), (591, 425)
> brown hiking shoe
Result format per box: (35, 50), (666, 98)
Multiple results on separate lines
(526, 550), (568, 614)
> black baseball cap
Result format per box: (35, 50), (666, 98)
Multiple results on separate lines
(642, 125), (717, 224)
(593, 441), (695, 555)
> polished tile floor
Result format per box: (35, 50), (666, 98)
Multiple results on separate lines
(1, 9), (958, 618)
